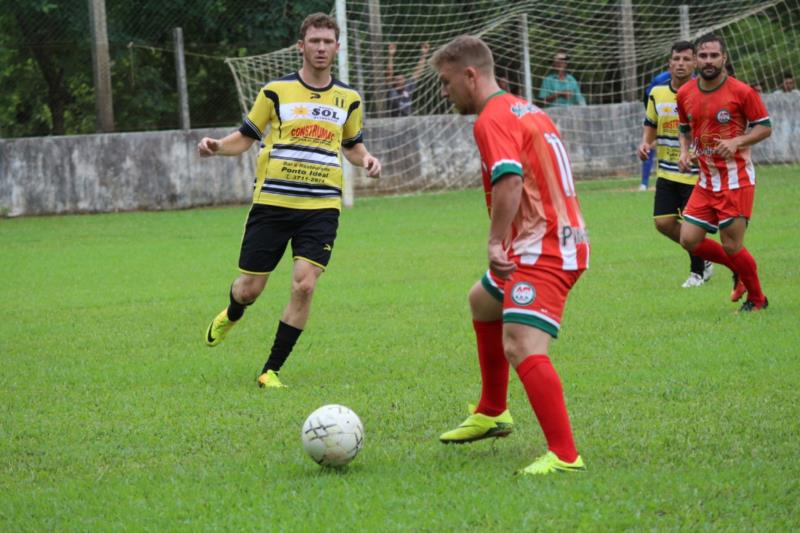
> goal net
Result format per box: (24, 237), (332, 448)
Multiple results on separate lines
(225, 0), (800, 198)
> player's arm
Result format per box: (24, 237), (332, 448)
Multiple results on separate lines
(715, 124), (771, 159)
(638, 126), (656, 161)
(639, 98), (658, 161)
(488, 174), (522, 279)
(678, 126), (693, 173)
(197, 131), (255, 157)
(343, 143), (381, 178)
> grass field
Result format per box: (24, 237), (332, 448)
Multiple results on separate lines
(1, 166), (799, 531)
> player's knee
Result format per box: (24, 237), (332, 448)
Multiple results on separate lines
(679, 233), (698, 252)
(236, 284), (262, 303)
(654, 218), (674, 236)
(291, 277), (317, 301)
(234, 277), (265, 303)
(722, 241), (742, 256)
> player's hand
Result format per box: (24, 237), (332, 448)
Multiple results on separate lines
(678, 152), (691, 173)
(488, 241), (516, 279)
(363, 155), (381, 178)
(198, 137), (220, 157)
(637, 142), (652, 161)
(388, 43), (397, 56)
(421, 42), (430, 55)
(715, 138), (740, 159)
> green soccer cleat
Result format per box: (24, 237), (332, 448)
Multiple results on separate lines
(515, 451), (586, 476)
(257, 369), (286, 388)
(439, 406), (514, 444)
(205, 308), (236, 347)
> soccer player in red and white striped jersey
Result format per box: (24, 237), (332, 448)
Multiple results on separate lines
(431, 36), (588, 475)
(676, 34), (772, 311)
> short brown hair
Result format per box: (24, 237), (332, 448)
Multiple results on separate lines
(299, 13), (340, 41)
(431, 35), (495, 75)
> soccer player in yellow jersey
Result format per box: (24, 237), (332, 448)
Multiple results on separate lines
(637, 41), (712, 288)
(197, 13), (381, 388)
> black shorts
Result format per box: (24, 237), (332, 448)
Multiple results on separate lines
(653, 178), (695, 218)
(238, 204), (339, 274)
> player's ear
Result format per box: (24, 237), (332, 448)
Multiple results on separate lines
(465, 66), (478, 84)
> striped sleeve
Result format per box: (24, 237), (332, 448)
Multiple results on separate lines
(474, 114), (524, 185)
(239, 87), (276, 140)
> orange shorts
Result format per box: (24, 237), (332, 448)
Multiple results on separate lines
(482, 266), (583, 338)
(683, 185), (755, 233)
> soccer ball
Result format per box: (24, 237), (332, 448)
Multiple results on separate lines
(301, 404), (364, 467)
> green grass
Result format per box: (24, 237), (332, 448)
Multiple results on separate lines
(1, 166), (799, 531)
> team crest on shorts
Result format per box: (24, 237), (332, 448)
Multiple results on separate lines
(716, 109), (731, 124)
(511, 282), (536, 305)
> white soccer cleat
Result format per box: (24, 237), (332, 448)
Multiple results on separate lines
(681, 272), (704, 288)
(702, 261), (714, 282)
(638, 184), (648, 191)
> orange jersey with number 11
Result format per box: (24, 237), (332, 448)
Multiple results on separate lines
(473, 92), (589, 271)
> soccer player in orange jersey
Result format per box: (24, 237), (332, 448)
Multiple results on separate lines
(431, 36), (589, 475)
(676, 34), (772, 311)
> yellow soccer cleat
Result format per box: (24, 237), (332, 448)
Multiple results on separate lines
(515, 451), (586, 476)
(257, 369), (286, 388)
(205, 308), (236, 347)
(439, 406), (513, 444)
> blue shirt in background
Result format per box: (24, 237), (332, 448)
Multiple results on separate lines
(538, 73), (586, 107)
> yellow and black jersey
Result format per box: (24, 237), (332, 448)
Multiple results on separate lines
(238, 72), (363, 210)
(644, 84), (698, 185)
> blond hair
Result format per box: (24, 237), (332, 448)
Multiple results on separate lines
(430, 35), (495, 75)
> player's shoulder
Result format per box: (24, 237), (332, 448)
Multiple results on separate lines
(478, 94), (520, 123)
(725, 76), (756, 96)
(676, 78), (698, 98)
(331, 78), (362, 101)
(262, 72), (301, 91)
(650, 84), (676, 100)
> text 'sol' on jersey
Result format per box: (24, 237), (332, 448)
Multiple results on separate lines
(239, 73), (364, 210)
(676, 76), (771, 192)
(644, 84), (698, 185)
(473, 92), (589, 272)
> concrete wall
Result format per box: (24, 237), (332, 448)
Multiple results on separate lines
(1, 94), (797, 216)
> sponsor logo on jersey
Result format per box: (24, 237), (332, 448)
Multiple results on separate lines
(663, 119), (679, 130)
(716, 109), (731, 124)
(560, 225), (588, 246)
(291, 124), (335, 142)
(511, 282), (536, 306)
(510, 102), (539, 118)
(283, 103), (346, 125)
(655, 102), (677, 115)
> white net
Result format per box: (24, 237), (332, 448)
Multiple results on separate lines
(225, 0), (800, 197)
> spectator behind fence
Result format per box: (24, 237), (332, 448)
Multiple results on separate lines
(497, 75), (513, 95)
(387, 42), (430, 116)
(774, 72), (799, 94)
(538, 52), (586, 108)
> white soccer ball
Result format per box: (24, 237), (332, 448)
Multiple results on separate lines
(301, 404), (364, 467)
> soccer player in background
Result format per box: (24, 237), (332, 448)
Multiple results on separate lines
(197, 13), (381, 387)
(639, 69), (671, 191)
(677, 34), (771, 311)
(432, 36), (589, 475)
(637, 41), (713, 288)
